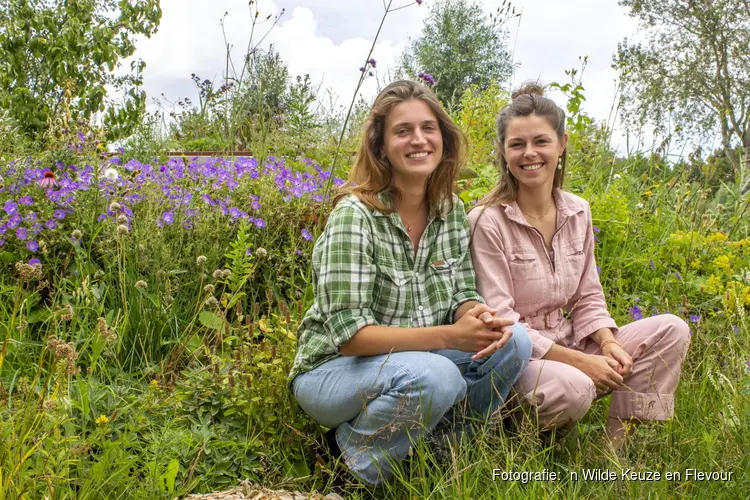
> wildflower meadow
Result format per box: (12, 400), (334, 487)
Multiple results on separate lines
(0, 0), (748, 499)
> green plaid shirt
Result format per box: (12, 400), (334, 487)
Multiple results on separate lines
(289, 193), (484, 382)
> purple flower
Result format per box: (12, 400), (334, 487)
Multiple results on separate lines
(296, 249), (303, 256)
(359, 66), (366, 72)
(161, 211), (174, 225)
(229, 207), (242, 219)
(593, 226), (600, 233)
(246, 247), (253, 256)
(301, 228), (313, 241)
(628, 305), (642, 321)
(253, 218), (266, 229)
(649, 259), (655, 270)
(368, 58), (377, 68)
(689, 315), (700, 323)
(18, 196), (33, 206)
(44, 219), (58, 230)
(596, 265), (601, 276)
(26, 240), (39, 252)
(674, 271), (682, 280)
(3, 201), (18, 215)
(16, 227), (28, 240)
(53, 209), (66, 220)
(416, 0), (423, 4)
(731, 325), (739, 334)
(0, 238), (4, 247)
(251, 200), (261, 211)
(28, 258), (41, 266)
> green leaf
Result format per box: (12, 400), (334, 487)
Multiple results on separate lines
(199, 311), (226, 331)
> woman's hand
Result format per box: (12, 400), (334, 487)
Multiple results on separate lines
(574, 353), (624, 396)
(602, 343), (633, 377)
(450, 304), (514, 357)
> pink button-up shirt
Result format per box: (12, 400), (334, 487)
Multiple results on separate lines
(468, 189), (619, 360)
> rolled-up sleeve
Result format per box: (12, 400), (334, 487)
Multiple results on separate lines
(566, 203), (618, 344)
(469, 212), (555, 360)
(315, 205), (380, 348)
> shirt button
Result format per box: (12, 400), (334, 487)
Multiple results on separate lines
(418, 305), (424, 311)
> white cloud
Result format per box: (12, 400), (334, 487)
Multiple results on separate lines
(126, 0), (646, 151)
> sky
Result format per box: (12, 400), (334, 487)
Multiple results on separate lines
(126, 0), (642, 148)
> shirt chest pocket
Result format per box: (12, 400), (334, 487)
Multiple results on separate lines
(373, 264), (415, 323)
(562, 240), (586, 297)
(427, 257), (458, 310)
(508, 251), (544, 306)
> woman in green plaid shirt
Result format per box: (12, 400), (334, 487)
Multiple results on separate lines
(290, 80), (532, 486)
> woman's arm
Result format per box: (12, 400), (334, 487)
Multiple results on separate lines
(565, 202), (619, 345)
(543, 343), (624, 394)
(340, 303), (514, 357)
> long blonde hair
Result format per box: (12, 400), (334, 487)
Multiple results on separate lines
(334, 80), (466, 214)
(478, 82), (567, 208)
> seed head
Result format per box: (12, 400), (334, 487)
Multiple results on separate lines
(212, 269), (223, 279)
(71, 229), (82, 240)
(204, 284), (215, 294)
(256, 247), (267, 258)
(134, 280), (147, 289)
(196, 255), (207, 265)
(116, 224), (129, 235)
(109, 202), (122, 212)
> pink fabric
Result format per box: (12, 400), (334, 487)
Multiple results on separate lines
(514, 315), (690, 425)
(468, 189), (617, 360)
(468, 190), (690, 424)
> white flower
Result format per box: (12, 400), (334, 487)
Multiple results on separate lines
(103, 168), (119, 182)
(636, 203), (644, 209)
(613, 174), (621, 180)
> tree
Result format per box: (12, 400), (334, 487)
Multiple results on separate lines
(400, 0), (516, 111)
(0, 0), (162, 141)
(614, 0), (750, 187)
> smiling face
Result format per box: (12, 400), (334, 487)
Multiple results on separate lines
(501, 113), (567, 195)
(382, 99), (443, 190)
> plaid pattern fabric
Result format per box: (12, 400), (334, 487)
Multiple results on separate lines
(289, 193), (484, 381)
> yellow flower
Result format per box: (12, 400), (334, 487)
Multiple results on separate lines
(712, 255), (731, 272)
(150, 379), (159, 388)
(707, 232), (728, 243)
(644, 190), (653, 196)
(705, 274), (724, 295)
(95, 414), (109, 425)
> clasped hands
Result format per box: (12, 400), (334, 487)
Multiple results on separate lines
(451, 304), (515, 361)
(582, 342), (634, 397)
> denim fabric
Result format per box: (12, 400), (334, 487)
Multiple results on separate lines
(292, 323), (532, 485)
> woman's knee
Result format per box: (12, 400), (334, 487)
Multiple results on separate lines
(535, 370), (596, 428)
(407, 354), (467, 413)
(652, 315), (691, 361)
(508, 323), (533, 363)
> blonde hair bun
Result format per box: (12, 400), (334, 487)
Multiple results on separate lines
(511, 82), (545, 100)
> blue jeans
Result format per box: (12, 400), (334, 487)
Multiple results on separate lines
(291, 323), (532, 485)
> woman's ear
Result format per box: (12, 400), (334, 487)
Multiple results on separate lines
(560, 133), (569, 155)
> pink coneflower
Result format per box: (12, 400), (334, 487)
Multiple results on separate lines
(37, 171), (57, 188)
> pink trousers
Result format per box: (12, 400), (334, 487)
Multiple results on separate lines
(515, 314), (690, 428)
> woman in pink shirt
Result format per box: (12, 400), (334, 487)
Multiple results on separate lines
(468, 83), (690, 446)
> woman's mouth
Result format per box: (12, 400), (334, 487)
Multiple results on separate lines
(520, 163), (544, 171)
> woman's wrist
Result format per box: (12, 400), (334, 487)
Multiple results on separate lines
(591, 327), (616, 346)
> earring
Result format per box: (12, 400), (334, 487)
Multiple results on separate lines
(557, 157), (563, 170)
(383, 157), (391, 167)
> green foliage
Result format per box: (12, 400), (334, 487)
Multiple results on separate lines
(0, 0), (162, 142)
(451, 82), (508, 203)
(614, 0), (750, 175)
(400, 0), (517, 110)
